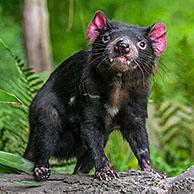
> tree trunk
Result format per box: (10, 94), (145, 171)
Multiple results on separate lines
(0, 166), (194, 194)
(22, 0), (52, 72)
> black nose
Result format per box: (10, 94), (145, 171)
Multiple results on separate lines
(114, 39), (130, 54)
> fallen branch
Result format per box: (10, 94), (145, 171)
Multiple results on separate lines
(0, 166), (194, 194)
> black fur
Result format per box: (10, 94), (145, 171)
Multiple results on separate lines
(24, 14), (165, 181)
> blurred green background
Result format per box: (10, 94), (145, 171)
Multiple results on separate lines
(0, 0), (194, 176)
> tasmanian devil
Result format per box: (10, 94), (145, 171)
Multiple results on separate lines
(24, 11), (167, 181)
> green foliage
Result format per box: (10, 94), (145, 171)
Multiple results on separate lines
(0, 89), (22, 105)
(0, 40), (44, 155)
(0, 151), (34, 173)
(173, 37), (194, 102)
(0, 3), (24, 89)
(148, 101), (194, 176)
(105, 131), (138, 172)
(0, 178), (42, 188)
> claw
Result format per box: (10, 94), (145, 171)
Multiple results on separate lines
(110, 170), (119, 178)
(144, 167), (166, 179)
(34, 167), (51, 181)
(155, 171), (166, 179)
(95, 169), (118, 181)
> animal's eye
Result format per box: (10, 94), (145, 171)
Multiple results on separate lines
(137, 41), (147, 49)
(102, 34), (110, 43)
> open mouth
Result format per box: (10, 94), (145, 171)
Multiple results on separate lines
(110, 56), (138, 72)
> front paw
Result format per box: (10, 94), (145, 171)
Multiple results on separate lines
(34, 167), (51, 181)
(141, 159), (166, 179)
(143, 166), (166, 179)
(95, 166), (119, 181)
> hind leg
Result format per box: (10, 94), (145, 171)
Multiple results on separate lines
(73, 150), (94, 174)
(33, 133), (52, 181)
(24, 133), (52, 180)
(29, 107), (62, 181)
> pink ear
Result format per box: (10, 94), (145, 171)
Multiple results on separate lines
(149, 23), (167, 57)
(87, 11), (107, 44)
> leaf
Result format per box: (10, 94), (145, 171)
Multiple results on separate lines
(0, 39), (44, 155)
(148, 100), (194, 176)
(0, 178), (42, 188)
(0, 89), (22, 105)
(0, 151), (34, 173)
(14, 180), (42, 187)
(0, 164), (18, 173)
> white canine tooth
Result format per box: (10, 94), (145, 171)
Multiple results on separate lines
(68, 96), (76, 106)
(127, 60), (130, 65)
(110, 58), (113, 62)
(133, 65), (138, 69)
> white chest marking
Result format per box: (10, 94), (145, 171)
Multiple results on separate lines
(68, 96), (76, 106)
(83, 93), (101, 99)
(105, 104), (120, 117)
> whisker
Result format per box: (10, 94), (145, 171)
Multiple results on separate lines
(92, 42), (106, 47)
(137, 58), (153, 74)
(92, 47), (105, 51)
(134, 59), (146, 87)
(89, 55), (105, 67)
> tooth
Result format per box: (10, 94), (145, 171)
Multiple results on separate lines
(127, 60), (130, 65)
(110, 58), (113, 62)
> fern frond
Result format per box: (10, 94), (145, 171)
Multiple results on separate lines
(148, 100), (194, 164)
(0, 39), (45, 155)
